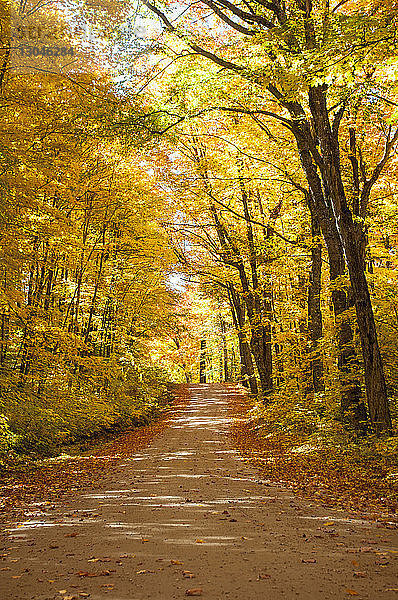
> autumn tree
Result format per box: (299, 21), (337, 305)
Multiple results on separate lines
(0, 68), (180, 453)
(140, 0), (398, 432)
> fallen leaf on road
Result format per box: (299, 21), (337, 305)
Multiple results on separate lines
(137, 569), (154, 575)
(195, 539), (204, 544)
(183, 571), (195, 578)
(258, 574), (271, 580)
(171, 560), (183, 565)
(302, 559), (316, 563)
(346, 590), (359, 596)
(58, 590), (67, 594)
(65, 533), (78, 538)
(185, 589), (203, 596)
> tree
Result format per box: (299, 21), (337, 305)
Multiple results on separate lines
(141, 0), (398, 432)
(0, 67), (180, 453)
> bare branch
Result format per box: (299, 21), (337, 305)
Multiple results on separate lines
(360, 127), (398, 217)
(141, 0), (246, 73)
(200, 0), (257, 35)
(206, 0), (275, 28)
(204, 189), (306, 247)
(331, 0), (351, 12)
(216, 105), (293, 128)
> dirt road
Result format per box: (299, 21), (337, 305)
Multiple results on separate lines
(1, 384), (397, 599)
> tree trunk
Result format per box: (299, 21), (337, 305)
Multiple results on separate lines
(261, 287), (273, 394)
(249, 325), (272, 396)
(293, 129), (367, 430)
(308, 212), (324, 393)
(0, 2), (11, 91)
(337, 214), (391, 433)
(220, 318), (229, 382)
(199, 339), (206, 383)
(239, 177), (273, 397)
(239, 333), (257, 393)
(307, 85), (391, 433)
(211, 203), (269, 396)
(227, 284), (258, 394)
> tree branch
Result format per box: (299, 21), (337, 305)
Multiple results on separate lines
(141, 0), (246, 73)
(206, 0), (275, 28)
(360, 126), (398, 217)
(200, 0), (257, 35)
(204, 189), (306, 247)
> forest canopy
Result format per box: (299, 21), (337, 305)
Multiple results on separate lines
(1, 0), (398, 469)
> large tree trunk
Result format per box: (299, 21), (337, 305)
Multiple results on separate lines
(342, 232), (391, 432)
(308, 85), (391, 433)
(293, 127), (367, 430)
(239, 333), (258, 393)
(249, 324), (272, 395)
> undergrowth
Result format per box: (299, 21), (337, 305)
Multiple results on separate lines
(229, 388), (398, 517)
(0, 359), (173, 470)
